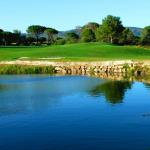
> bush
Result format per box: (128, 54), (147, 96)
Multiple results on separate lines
(0, 65), (55, 74)
(55, 39), (66, 45)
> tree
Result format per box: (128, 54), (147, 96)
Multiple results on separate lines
(13, 29), (21, 35)
(75, 26), (82, 35)
(119, 28), (135, 45)
(26, 37), (36, 45)
(83, 22), (99, 32)
(39, 37), (46, 44)
(80, 28), (95, 42)
(65, 32), (79, 43)
(44, 28), (58, 44)
(0, 29), (3, 45)
(2, 31), (13, 46)
(82, 22), (99, 42)
(96, 15), (124, 44)
(27, 25), (46, 44)
(141, 26), (150, 45)
(13, 30), (22, 45)
(0, 30), (21, 46)
(0, 29), (3, 33)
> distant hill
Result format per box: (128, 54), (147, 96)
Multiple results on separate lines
(58, 28), (81, 37)
(23, 27), (142, 38)
(128, 27), (142, 37)
(58, 27), (143, 37)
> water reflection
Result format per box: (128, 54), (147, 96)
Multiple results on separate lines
(0, 76), (150, 150)
(0, 76), (135, 116)
(0, 76), (103, 116)
(0, 84), (9, 91)
(144, 83), (150, 89)
(90, 81), (133, 104)
(0, 75), (143, 116)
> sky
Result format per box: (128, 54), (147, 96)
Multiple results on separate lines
(0, 0), (150, 32)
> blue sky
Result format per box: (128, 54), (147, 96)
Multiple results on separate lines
(0, 0), (150, 32)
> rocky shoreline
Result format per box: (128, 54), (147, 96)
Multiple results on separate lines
(0, 60), (150, 75)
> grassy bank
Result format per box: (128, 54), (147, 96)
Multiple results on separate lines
(0, 43), (150, 61)
(0, 65), (55, 74)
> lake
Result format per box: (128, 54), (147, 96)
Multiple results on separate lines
(0, 75), (150, 150)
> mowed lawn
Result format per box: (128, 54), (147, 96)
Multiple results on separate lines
(0, 43), (150, 61)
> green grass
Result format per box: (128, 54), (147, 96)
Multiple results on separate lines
(0, 43), (150, 61)
(0, 65), (55, 74)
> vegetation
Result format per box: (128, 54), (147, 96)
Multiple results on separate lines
(0, 15), (150, 64)
(81, 22), (99, 42)
(0, 15), (150, 47)
(27, 25), (46, 44)
(141, 26), (150, 45)
(119, 28), (135, 45)
(96, 15), (124, 44)
(0, 43), (150, 61)
(0, 65), (55, 74)
(81, 28), (95, 42)
(44, 28), (58, 45)
(65, 32), (79, 43)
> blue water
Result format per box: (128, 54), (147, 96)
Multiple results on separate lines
(0, 75), (150, 150)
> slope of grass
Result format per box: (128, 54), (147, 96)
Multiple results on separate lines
(0, 43), (150, 61)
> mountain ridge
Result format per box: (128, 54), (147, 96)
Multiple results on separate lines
(59, 27), (142, 37)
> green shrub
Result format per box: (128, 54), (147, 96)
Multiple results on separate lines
(55, 39), (66, 45)
(0, 65), (55, 74)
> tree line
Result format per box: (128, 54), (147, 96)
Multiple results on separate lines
(0, 15), (150, 46)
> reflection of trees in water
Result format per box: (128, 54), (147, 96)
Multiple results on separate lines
(90, 81), (133, 104)
(144, 83), (150, 89)
(0, 76), (102, 116)
(0, 84), (9, 91)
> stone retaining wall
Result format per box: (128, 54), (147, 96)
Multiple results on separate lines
(0, 60), (150, 75)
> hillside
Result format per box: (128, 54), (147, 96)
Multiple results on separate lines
(128, 27), (142, 37)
